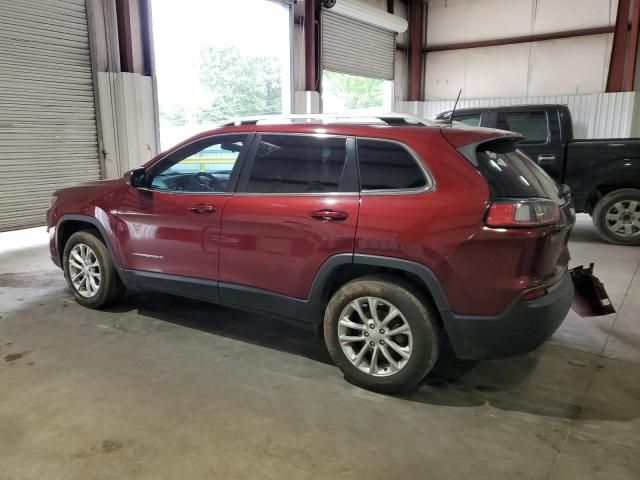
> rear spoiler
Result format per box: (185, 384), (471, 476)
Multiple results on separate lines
(440, 129), (523, 166)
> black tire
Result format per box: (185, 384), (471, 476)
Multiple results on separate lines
(62, 230), (125, 308)
(592, 188), (640, 246)
(323, 275), (440, 394)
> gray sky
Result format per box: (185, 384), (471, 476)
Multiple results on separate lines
(151, 0), (290, 109)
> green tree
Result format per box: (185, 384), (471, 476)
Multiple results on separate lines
(198, 46), (282, 122)
(159, 104), (187, 126)
(323, 71), (383, 109)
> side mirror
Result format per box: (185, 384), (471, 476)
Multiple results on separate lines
(130, 167), (146, 188)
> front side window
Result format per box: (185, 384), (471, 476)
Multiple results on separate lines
(148, 134), (246, 193)
(245, 135), (348, 193)
(357, 139), (427, 191)
(496, 111), (548, 143)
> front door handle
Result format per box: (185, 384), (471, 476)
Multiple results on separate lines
(309, 210), (348, 222)
(188, 204), (216, 214)
(537, 154), (556, 167)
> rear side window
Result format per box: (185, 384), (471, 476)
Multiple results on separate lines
(357, 139), (427, 191)
(496, 111), (548, 143)
(476, 148), (563, 203)
(453, 114), (481, 127)
(245, 135), (347, 193)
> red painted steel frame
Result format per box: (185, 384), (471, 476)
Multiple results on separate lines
(408, 0), (424, 101)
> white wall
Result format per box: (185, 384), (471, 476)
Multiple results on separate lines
(98, 73), (157, 178)
(426, 0), (618, 47)
(397, 91), (640, 139)
(424, 0), (618, 100)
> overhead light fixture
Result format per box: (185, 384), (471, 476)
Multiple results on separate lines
(323, 0), (408, 33)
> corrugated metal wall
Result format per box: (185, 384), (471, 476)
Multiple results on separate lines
(397, 92), (638, 139)
(322, 10), (396, 80)
(0, 0), (101, 231)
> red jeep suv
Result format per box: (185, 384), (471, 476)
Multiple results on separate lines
(47, 115), (575, 393)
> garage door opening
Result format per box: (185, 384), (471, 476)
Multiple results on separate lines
(322, 70), (393, 114)
(151, 0), (292, 149)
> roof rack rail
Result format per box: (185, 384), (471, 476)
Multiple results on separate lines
(219, 113), (435, 127)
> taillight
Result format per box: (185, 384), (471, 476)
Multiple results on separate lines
(485, 199), (560, 228)
(522, 286), (547, 301)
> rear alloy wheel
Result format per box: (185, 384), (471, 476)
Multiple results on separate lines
(63, 230), (125, 308)
(337, 297), (413, 377)
(593, 189), (640, 246)
(324, 276), (440, 393)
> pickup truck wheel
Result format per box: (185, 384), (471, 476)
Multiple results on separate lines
(323, 275), (440, 394)
(593, 188), (640, 246)
(63, 230), (125, 308)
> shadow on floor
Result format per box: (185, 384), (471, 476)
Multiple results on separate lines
(102, 291), (639, 422)
(105, 291), (334, 366)
(6, 280), (638, 423)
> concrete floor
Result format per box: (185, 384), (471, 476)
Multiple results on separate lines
(0, 214), (638, 480)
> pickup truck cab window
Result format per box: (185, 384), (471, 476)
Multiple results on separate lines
(242, 134), (348, 194)
(453, 113), (481, 127)
(496, 111), (548, 144)
(148, 134), (248, 193)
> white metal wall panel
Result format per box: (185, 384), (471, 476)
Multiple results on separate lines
(0, 0), (100, 231)
(397, 92), (637, 139)
(322, 10), (395, 80)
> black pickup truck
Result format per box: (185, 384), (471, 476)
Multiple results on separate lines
(436, 104), (640, 245)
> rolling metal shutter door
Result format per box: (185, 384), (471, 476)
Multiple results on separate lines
(0, 0), (100, 231)
(321, 9), (395, 80)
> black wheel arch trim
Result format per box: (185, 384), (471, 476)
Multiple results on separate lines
(113, 253), (454, 325)
(350, 254), (452, 312)
(55, 214), (123, 274)
(222, 253), (453, 321)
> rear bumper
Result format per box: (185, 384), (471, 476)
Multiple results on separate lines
(441, 271), (574, 360)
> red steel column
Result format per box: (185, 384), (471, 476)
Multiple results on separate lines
(623, 0), (640, 90)
(607, 0), (631, 91)
(115, 0), (134, 73)
(408, 1), (425, 101)
(304, 0), (319, 92)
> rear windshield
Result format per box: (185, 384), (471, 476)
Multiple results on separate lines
(476, 148), (563, 203)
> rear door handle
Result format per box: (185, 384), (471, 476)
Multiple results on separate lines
(188, 204), (216, 214)
(309, 210), (348, 222)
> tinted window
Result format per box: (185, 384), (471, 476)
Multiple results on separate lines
(357, 139), (427, 191)
(246, 135), (347, 193)
(496, 111), (548, 143)
(453, 114), (481, 127)
(149, 134), (246, 193)
(476, 148), (563, 203)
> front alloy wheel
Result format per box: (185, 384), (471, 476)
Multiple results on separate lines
(68, 243), (101, 297)
(63, 230), (125, 308)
